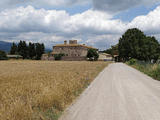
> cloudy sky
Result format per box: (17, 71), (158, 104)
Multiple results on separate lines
(0, 0), (160, 50)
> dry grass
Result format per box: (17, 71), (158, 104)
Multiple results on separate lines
(0, 60), (109, 120)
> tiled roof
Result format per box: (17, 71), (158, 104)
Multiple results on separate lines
(54, 44), (98, 50)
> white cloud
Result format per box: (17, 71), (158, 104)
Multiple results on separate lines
(0, 6), (71, 33)
(0, 6), (127, 49)
(70, 10), (126, 35)
(86, 34), (121, 50)
(0, 5), (160, 50)
(129, 6), (160, 35)
(6, 32), (68, 48)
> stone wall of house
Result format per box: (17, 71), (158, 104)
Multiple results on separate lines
(41, 54), (86, 61)
(61, 56), (86, 61)
(53, 46), (88, 57)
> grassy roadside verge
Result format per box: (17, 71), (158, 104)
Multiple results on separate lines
(0, 61), (110, 120)
(126, 59), (160, 81)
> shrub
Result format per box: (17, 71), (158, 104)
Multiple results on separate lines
(54, 53), (65, 60)
(149, 65), (160, 80)
(0, 50), (8, 60)
(128, 58), (137, 65)
(87, 49), (99, 61)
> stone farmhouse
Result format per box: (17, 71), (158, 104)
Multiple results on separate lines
(42, 40), (98, 61)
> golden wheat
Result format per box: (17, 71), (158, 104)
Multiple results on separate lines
(0, 60), (109, 120)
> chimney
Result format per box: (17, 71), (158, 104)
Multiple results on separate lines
(69, 40), (77, 44)
(64, 40), (67, 45)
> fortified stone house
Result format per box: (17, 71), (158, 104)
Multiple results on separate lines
(42, 40), (98, 61)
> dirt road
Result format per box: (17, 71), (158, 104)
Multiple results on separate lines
(59, 63), (160, 120)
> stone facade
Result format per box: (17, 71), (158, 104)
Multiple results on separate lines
(53, 46), (88, 57)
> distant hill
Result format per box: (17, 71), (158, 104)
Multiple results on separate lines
(45, 48), (52, 53)
(0, 41), (12, 52)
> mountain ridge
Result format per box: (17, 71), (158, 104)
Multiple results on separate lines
(0, 41), (12, 52)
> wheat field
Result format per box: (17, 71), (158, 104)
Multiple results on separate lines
(0, 60), (110, 120)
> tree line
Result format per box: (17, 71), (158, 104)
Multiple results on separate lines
(103, 44), (119, 57)
(105, 28), (160, 63)
(10, 41), (45, 60)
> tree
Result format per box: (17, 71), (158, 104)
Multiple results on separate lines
(118, 28), (160, 62)
(0, 50), (8, 60)
(18, 41), (28, 59)
(140, 36), (159, 62)
(35, 43), (45, 60)
(41, 43), (45, 55)
(104, 44), (119, 57)
(87, 49), (99, 61)
(28, 42), (36, 59)
(10, 42), (18, 55)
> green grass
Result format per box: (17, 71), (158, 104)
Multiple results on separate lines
(127, 59), (160, 81)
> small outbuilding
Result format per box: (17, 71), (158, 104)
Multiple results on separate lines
(98, 53), (113, 61)
(7, 55), (23, 60)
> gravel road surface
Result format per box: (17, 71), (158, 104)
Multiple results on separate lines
(60, 63), (160, 120)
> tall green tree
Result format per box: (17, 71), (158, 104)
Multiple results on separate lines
(10, 42), (18, 55)
(28, 42), (36, 59)
(140, 36), (159, 62)
(18, 41), (28, 59)
(118, 28), (160, 62)
(35, 43), (45, 60)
